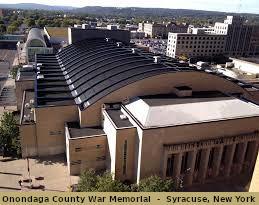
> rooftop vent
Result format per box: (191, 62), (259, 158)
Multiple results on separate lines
(37, 74), (44, 80)
(120, 114), (128, 120)
(37, 63), (42, 67)
(117, 42), (122, 47)
(132, 48), (136, 54)
(106, 38), (111, 42)
(153, 56), (161, 64)
(36, 67), (40, 71)
(23, 65), (33, 69)
(173, 86), (192, 97)
(25, 103), (30, 108)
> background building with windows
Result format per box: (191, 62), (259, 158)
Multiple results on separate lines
(167, 33), (226, 58)
(167, 16), (259, 59)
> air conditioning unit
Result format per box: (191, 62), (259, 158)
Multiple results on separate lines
(120, 114), (128, 120)
(25, 103), (30, 108)
(23, 115), (31, 122)
(30, 99), (34, 104)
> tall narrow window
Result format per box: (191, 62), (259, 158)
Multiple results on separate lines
(195, 150), (202, 171)
(181, 152), (189, 174)
(123, 140), (128, 175)
(208, 148), (215, 169)
(166, 154), (175, 177)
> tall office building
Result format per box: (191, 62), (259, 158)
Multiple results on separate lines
(214, 16), (256, 57)
(167, 33), (226, 58)
(167, 16), (259, 59)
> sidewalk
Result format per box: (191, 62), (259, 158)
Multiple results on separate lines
(0, 155), (79, 192)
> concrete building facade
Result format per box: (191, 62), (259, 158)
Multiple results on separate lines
(16, 32), (259, 187)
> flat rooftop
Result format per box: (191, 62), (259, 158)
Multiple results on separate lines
(45, 27), (68, 39)
(17, 69), (35, 81)
(21, 90), (35, 124)
(106, 109), (133, 128)
(67, 122), (105, 139)
(125, 92), (259, 128)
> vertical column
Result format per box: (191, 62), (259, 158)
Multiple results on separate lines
(212, 145), (224, 177)
(162, 150), (169, 179)
(185, 150), (197, 186)
(249, 141), (259, 172)
(236, 142), (248, 175)
(224, 144), (236, 177)
(173, 152), (183, 178)
(198, 148), (211, 184)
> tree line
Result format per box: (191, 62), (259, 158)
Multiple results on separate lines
(77, 169), (180, 192)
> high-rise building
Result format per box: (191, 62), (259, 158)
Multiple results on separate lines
(167, 33), (226, 58)
(167, 16), (259, 59)
(214, 16), (258, 57)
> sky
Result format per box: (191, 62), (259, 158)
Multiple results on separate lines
(0, 0), (259, 14)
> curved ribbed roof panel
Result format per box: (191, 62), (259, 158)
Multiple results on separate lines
(36, 38), (257, 109)
(56, 38), (178, 110)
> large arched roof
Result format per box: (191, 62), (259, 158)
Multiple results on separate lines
(35, 38), (258, 109)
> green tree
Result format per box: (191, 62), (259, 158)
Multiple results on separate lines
(77, 169), (97, 192)
(24, 18), (35, 27)
(7, 25), (17, 34)
(0, 112), (20, 158)
(137, 176), (175, 192)
(94, 172), (130, 192)
(77, 170), (130, 192)
(0, 24), (6, 33)
(10, 65), (22, 79)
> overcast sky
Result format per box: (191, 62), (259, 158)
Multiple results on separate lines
(0, 0), (258, 14)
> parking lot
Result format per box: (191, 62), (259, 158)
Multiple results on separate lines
(132, 39), (168, 55)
